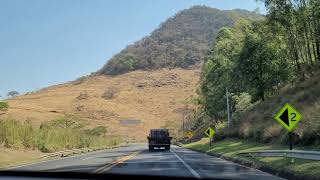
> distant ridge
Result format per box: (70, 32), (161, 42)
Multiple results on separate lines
(98, 6), (260, 75)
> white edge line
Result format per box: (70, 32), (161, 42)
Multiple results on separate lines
(197, 150), (285, 180)
(171, 149), (201, 179)
(176, 144), (279, 178)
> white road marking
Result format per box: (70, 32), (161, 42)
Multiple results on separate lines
(82, 157), (95, 161)
(184, 147), (286, 180)
(171, 149), (201, 179)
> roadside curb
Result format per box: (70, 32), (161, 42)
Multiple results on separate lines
(179, 144), (319, 180)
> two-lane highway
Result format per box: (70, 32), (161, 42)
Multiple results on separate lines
(7, 144), (284, 179)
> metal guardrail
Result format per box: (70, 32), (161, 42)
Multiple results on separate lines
(39, 145), (125, 159)
(238, 150), (320, 160)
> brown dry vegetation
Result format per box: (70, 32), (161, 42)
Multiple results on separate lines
(1, 68), (200, 142)
(225, 72), (320, 145)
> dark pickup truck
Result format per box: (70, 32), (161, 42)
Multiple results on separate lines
(147, 129), (172, 151)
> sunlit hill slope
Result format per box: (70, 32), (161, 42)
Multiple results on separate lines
(2, 68), (200, 141)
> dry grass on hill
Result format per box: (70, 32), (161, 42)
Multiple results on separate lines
(1, 68), (200, 142)
(230, 72), (320, 145)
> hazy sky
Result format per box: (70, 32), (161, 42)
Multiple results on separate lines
(0, 0), (266, 98)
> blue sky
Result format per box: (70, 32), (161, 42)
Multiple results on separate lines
(0, 0), (266, 99)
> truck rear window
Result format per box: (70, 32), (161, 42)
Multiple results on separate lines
(151, 130), (169, 137)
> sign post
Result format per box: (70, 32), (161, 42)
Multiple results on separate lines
(204, 127), (215, 146)
(289, 132), (293, 150)
(274, 103), (302, 150)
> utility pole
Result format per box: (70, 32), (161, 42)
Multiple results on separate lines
(226, 87), (231, 127)
(182, 114), (185, 137)
(181, 105), (189, 138)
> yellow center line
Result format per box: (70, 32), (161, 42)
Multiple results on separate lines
(92, 151), (140, 174)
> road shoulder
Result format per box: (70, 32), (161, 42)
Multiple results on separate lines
(182, 138), (320, 180)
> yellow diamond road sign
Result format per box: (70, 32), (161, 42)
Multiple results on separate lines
(274, 103), (302, 132)
(186, 131), (193, 139)
(204, 127), (215, 138)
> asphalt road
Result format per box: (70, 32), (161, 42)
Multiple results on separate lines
(8, 144), (284, 180)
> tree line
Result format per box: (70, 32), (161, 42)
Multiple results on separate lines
(264, 0), (320, 78)
(194, 0), (320, 125)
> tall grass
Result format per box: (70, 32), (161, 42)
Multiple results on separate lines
(0, 118), (119, 153)
(0, 119), (35, 149)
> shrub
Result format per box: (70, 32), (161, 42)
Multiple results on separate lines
(42, 115), (85, 129)
(262, 124), (281, 143)
(103, 55), (138, 75)
(85, 126), (107, 136)
(246, 122), (264, 141)
(102, 87), (118, 100)
(77, 91), (88, 100)
(233, 92), (253, 112)
(73, 76), (87, 85)
(0, 101), (9, 111)
(299, 122), (320, 145)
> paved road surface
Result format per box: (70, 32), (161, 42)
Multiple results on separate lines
(8, 144), (284, 180)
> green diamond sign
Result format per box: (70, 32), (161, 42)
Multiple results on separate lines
(274, 103), (302, 132)
(204, 127), (215, 138)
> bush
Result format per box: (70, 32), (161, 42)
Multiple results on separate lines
(233, 93), (253, 113)
(73, 76), (87, 85)
(0, 101), (9, 111)
(103, 54), (138, 75)
(85, 126), (107, 136)
(77, 91), (88, 100)
(102, 87), (118, 100)
(262, 124), (281, 143)
(299, 122), (320, 145)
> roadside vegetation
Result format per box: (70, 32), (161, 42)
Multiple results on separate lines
(184, 138), (320, 179)
(0, 115), (119, 153)
(184, 0), (320, 146)
(0, 101), (8, 111)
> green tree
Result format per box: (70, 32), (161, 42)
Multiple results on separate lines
(201, 27), (239, 119)
(236, 21), (291, 101)
(262, 0), (320, 76)
(41, 115), (85, 129)
(7, 91), (19, 98)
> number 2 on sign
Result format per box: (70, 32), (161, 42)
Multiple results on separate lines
(291, 113), (296, 121)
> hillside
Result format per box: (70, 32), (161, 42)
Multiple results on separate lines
(98, 6), (260, 75)
(1, 68), (200, 141)
(0, 6), (260, 143)
(207, 71), (320, 146)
